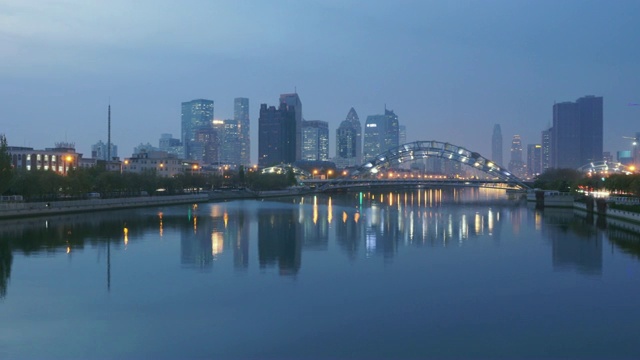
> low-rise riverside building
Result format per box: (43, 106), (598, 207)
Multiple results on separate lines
(122, 151), (200, 177)
(8, 145), (81, 175)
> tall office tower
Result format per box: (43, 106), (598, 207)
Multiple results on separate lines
(91, 140), (118, 161)
(527, 144), (542, 177)
(302, 120), (329, 161)
(194, 127), (218, 164)
(279, 93), (303, 161)
(508, 135), (525, 177)
(551, 96), (603, 169)
(258, 102), (296, 166)
(181, 99), (214, 160)
(335, 108), (362, 167)
(399, 125), (406, 145)
(541, 128), (551, 172)
(234, 98), (250, 165)
(577, 95), (603, 165)
(363, 108), (400, 160)
(213, 120), (243, 165)
(492, 124), (503, 165)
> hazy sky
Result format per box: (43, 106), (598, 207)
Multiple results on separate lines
(1, 0), (639, 163)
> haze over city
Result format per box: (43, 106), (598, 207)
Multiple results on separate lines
(1, 0), (639, 162)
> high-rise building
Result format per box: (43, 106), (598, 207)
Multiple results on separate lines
(91, 140), (118, 161)
(508, 135), (525, 178)
(302, 120), (329, 161)
(551, 96), (603, 169)
(335, 108), (362, 167)
(257, 93), (302, 166)
(492, 124), (503, 165)
(234, 98), (250, 165)
(577, 96), (603, 165)
(363, 108), (399, 160)
(181, 99), (214, 161)
(527, 144), (542, 178)
(399, 125), (406, 146)
(541, 128), (551, 172)
(279, 93), (303, 161)
(215, 119), (243, 165)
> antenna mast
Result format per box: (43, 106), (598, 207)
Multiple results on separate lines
(107, 101), (111, 164)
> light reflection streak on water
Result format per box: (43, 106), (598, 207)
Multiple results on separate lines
(211, 232), (224, 257)
(488, 210), (493, 235)
(328, 197), (332, 224)
(313, 196), (318, 225)
(158, 212), (164, 237)
(461, 214), (468, 240)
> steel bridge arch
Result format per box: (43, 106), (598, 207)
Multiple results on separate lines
(353, 141), (529, 189)
(578, 161), (633, 175)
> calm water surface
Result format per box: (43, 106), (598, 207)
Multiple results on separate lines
(1, 188), (640, 359)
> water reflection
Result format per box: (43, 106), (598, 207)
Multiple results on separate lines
(258, 207), (302, 275)
(539, 208), (603, 275)
(1, 188), (640, 298)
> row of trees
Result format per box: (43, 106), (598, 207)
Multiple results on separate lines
(533, 167), (640, 195)
(0, 134), (298, 201)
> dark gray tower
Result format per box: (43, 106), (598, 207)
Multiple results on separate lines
(492, 124), (503, 166)
(279, 93), (302, 161)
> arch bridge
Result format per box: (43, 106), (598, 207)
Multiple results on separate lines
(324, 141), (529, 190)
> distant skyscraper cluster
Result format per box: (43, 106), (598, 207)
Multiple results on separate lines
(174, 97), (252, 167)
(492, 95), (604, 179)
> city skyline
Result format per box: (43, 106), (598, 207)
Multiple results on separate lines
(1, 1), (639, 163)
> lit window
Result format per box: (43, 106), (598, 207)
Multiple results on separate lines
(37, 154), (41, 161)
(27, 154), (31, 161)
(52, 155), (56, 161)
(44, 155), (48, 161)
(26, 165), (31, 171)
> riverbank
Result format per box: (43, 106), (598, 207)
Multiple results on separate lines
(527, 190), (640, 225)
(0, 194), (209, 219)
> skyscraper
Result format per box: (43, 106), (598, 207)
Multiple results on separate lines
(541, 128), (551, 172)
(527, 144), (542, 177)
(492, 124), (503, 165)
(335, 108), (362, 167)
(258, 96), (299, 166)
(279, 93), (303, 161)
(214, 119), (242, 165)
(181, 99), (214, 161)
(551, 96), (603, 169)
(302, 120), (329, 161)
(577, 95), (603, 165)
(508, 135), (525, 178)
(363, 108), (399, 160)
(234, 98), (250, 165)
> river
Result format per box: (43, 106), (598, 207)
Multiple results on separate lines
(1, 188), (639, 359)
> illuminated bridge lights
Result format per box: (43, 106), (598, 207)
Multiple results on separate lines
(351, 140), (529, 189)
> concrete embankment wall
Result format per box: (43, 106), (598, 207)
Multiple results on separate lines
(0, 194), (209, 219)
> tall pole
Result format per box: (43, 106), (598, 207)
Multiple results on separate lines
(107, 102), (111, 165)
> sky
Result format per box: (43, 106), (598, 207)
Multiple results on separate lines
(1, 0), (639, 164)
